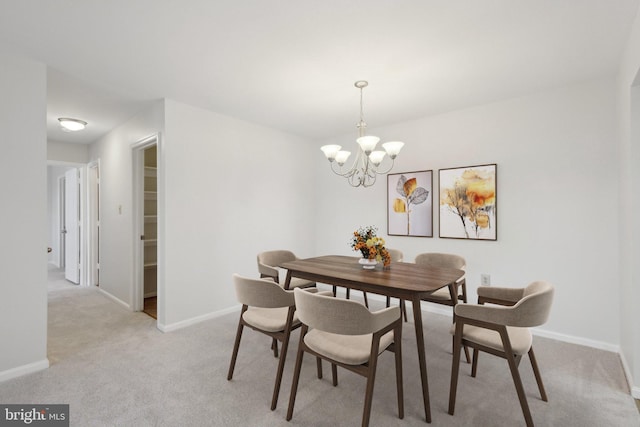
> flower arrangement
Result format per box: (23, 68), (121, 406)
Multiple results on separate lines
(350, 225), (391, 267)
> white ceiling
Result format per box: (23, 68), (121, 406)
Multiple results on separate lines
(0, 0), (638, 144)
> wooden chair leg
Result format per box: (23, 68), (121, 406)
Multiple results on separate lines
(346, 288), (351, 299)
(528, 347), (548, 401)
(471, 349), (479, 377)
(270, 309), (295, 410)
(362, 337), (381, 427)
(452, 335), (471, 364)
(386, 296), (391, 307)
(316, 357), (323, 379)
(400, 300), (408, 322)
(332, 285), (337, 297)
(448, 322), (464, 415)
(463, 344), (471, 364)
(272, 338), (278, 358)
(394, 324), (404, 419)
(501, 331), (535, 427)
(227, 318), (244, 380)
(331, 363), (338, 386)
(286, 327), (307, 422)
(363, 291), (369, 308)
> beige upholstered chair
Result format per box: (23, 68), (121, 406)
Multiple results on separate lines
(414, 252), (470, 360)
(448, 281), (554, 427)
(287, 288), (404, 427)
(415, 252), (467, 305)
(226, 274), (302, 410)
(257, 250), (315, 290)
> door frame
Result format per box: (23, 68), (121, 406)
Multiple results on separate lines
(87, 160), (101, 286)
(63, 168), (81, 284)
(58, 174), (66, 269)
(132, 133), (161, 315)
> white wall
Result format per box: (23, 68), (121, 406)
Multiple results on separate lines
(618, 5), (640, 397)
(48, 140), (89, 164)
(88, 101), (165, 306)
(315, 78), (620, 347)
(0, 52), (48, 380)
(161, 99), (316, 329)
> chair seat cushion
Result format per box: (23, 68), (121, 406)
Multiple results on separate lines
(243, 307), (299, 332)
(286, 277), (315, 289)
(450, 323), (532, 355)
(304, 330), (394, 365)
(424, 287), (453, 301)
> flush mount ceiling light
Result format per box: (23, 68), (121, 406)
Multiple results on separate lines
(320, 81), (404, 188)
(58, 117), (87, 132)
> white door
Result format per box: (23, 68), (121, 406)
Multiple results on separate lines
(64, 168), (80, 284)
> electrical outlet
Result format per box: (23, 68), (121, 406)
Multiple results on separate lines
(481, 274), (491, 286)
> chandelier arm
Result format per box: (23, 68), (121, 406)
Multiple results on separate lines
(330, 149), (365, 177)
(362, 172), (377, 187)
(373, 157), (395, 175)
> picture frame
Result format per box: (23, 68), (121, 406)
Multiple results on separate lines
(439, 163), (497, 240)
(387, 170), (433, 237)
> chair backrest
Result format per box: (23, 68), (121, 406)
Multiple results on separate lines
(386, 248), (403, 263)
(233, 274), (294, 308)
(294, 288), (377, 335)
(511, 281), (554, 328)
(257, 250), (297, 280)
(414, 252), (465, 270)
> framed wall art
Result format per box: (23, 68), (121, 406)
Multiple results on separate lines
(439, 164), (497, 240)
(387, 170), (433, 237)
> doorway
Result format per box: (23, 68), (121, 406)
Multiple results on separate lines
(132, 134), (159, 320)
(142, 145), (158, 318)
(48, 164), (83, 284)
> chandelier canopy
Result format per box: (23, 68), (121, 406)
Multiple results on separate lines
(321, 81), (404, 188)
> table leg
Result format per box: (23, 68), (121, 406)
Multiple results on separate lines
(412, 298), (431, 423)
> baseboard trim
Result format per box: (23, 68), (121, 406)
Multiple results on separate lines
(97, 288), (131, 310)
(157, 304), (241, 333)
(0, 359), (49, 383)
(144, 292), (157, 298)
(618, 350), (640, 398)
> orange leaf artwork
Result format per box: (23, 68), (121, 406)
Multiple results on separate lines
(439, 164), (497, 240)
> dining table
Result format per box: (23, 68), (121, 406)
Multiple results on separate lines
(280, 255), (465, 423)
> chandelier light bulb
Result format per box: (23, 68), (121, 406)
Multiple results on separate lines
(356, 135), (380, 155)
(335, 151), (351, 166)
(382, 141), (404, 159)
(368, 151), (386, 166)
(320, 144), (342, 161)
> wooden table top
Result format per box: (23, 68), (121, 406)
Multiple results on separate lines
(281, 255), (464, 299)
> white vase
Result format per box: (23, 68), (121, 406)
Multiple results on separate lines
(359, 258), (378, 269)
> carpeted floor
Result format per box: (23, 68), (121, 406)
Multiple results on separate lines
(1, 268), (638, 426)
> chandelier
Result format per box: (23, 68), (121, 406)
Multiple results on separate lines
(321, 81), (404, 188)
